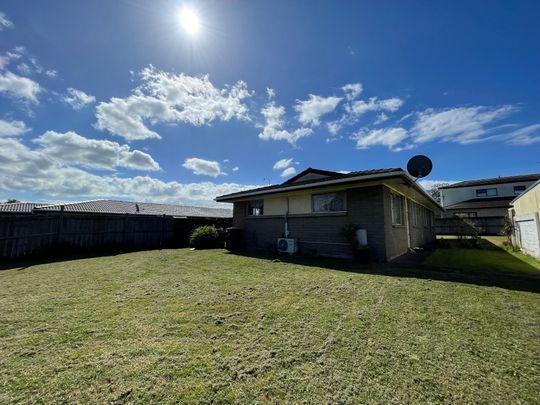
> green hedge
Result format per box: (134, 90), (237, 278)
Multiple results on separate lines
(189, 225), (223, 249)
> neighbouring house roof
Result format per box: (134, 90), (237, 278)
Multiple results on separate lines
(439, 173), (540, 189)
(510, 179), (540, 204)
(445, 196), (515, 210)
(215, 167), (443, 210)
(0, 199), (232, 218)
(0, 202), (43, 214)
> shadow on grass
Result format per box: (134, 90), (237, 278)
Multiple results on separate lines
(0, 245), (179, 272)
(2, 241), (539, 294)
(227, 247), (540, 294)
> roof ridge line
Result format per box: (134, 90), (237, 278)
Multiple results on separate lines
(35, 199), (108, 209)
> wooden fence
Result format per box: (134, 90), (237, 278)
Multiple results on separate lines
(435, 216), (505, 236)
(0, 213), (230, 260)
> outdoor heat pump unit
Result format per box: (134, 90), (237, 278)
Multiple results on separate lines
(277, 238), (297, 254)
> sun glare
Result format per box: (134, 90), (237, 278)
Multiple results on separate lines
(179, 8), (200, 35)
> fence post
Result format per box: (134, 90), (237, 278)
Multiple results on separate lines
(160, 215), (165, 247)
(57, 205), (65, 244)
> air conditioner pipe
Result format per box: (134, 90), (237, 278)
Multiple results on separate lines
(284, 197), (290, 238)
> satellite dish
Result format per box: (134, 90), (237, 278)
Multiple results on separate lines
(407, 155), (433, 179)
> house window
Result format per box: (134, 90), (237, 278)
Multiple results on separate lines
(476, 188), (497, 197)
(454, 212), (477, 218)
(411, 202), (418, 226)
(514, 185), (526, 195)
(312, 192), (346, 213)
(391, 193), (404, 226)
(247, 200), (264, 216)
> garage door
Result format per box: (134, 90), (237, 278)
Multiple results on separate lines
(515, 214), (540, 258)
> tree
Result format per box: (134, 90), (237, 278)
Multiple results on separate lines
(5, 199), (19, 204)
(425, 183), (450, 204)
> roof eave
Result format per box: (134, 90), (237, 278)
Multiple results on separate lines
(216, 171), (444, 212)
(215, 171), (403, 202)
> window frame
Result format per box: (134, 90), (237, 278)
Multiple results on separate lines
(513, 185), (526, 195)
(476, 188), (497, 197)
(390, 192), (404, 226)
(311, 192), (347, 213)
(411, 202), (418, 227)
(246, 199), (264, 216)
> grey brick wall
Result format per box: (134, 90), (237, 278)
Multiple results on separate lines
(232, 184), (437, 261)
(233, 186), (387, 260)
(383, 186), (437, 260)
(382, 186), (409, 260)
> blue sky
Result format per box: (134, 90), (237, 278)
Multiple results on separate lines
(1, 0), (539, 206)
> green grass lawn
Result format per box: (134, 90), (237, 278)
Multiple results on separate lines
(1, 249), (539, 404)
(427, 236), (540, 276)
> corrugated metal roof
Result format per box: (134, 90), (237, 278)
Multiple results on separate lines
(216, 167), (403, 201)
(439, 173), (540, 189)
(34, 200), (232, 218)
(0, 202), (43, 214)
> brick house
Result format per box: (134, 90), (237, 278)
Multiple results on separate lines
(216, 168), (443, 261)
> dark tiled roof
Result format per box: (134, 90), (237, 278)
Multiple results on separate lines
(34, 200), (232, 218)
(446, 196), (515, 210)
(0, 202), (43, 214)
(439, 173), (540, 189)
(216, 167), (403, 200)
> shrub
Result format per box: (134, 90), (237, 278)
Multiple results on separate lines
(500, 215), (514, 245)
(189, 225), (223, 249)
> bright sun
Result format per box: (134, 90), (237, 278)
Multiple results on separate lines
(179, 8), (200, 35)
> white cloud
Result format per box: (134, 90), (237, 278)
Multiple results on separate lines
(182, 157), (225, 177)
(0, 48), (23, 70)
(0, 11), (14, 30)
(294, 94), (342, 126)
(327, 121), (342, 135)
(64, 87), (96, 110)
(259, 100), (313, 144)
(280, 167), (297, 178)
(0, 136), (254, 207)
(0, 70), (41, 103)
(0, 48), (55, 80)
(96, 66), (252, 141)
(342, 83), (363, 101)
(96, 95), (164, 140)
(16, 63), (31, 75)
(34, 131), (160, 171)
(374, 112), (389, 124)
(502, 124), (540, 145)
(232, 166), (239, 172)
(328, 91), (404, 135)
(0, 119), (29, 137)
(352, 127), (408, 151)
(273, 158), (294, 170)
(347, 97), (404, 117)
(418, 180), (458, 190)
(411, 105), (514, 144)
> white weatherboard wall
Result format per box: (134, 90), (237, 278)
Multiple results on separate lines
(441, 181), (534, 207)
(513, 213), (540, 259)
